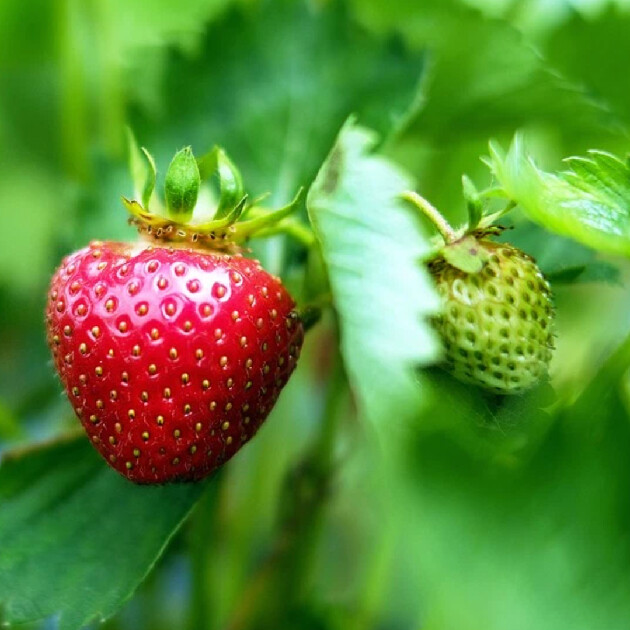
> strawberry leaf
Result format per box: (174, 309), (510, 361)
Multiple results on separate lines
(0, 436), (205, 630)
(307, 119), (441, 429)
(487, 136), (630, 257)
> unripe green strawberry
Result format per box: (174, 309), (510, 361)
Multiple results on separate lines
(429, 238), (554, 394)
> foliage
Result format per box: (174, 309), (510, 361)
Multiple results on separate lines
(2, 1), (630, 629)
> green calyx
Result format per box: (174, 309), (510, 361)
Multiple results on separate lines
(123, 132), (305, 251)
(401, 176), (516, 273)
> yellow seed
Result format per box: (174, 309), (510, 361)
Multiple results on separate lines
(150, 328), (160, 340)
(226, 436), (233, 445)
(79, 374), (87, 385)
(91, 326), (100, 338)
(148, 364), (157, 375)
(157, 415), (164, 425)
(231, 310), (239, 321)
(209, 401), (217, 411)
(183, 321), (192, 332)
(163, 387), (171, 398)
(263, 364), (270, 374)
(118, 321), (128, 333)
(53, 335), (60, 345)
(105, 299), (115, 312)
(225, 402), (233, 411)
(133, 345), (141, 357)
(89, 414), (98, 424)
(157, 277), (167, 289)
(79, 343), (87, 354)
(172, 457), (180, 465)
(245, 381), (252, 389)
(128, 409), (136, 419)
(173, 429), (181, 438)
(72, 386), (80, 396)
(202, 379), (210, 390)
(222, 421), (230, 431)
(125, 461), (133, 470)
(108, 348), (115, 357)
(226, 378), (234, 388)
(195, 349), (204, 360)
(142, 432), (149, 440)
(133, 448), (140, 457)
(270, 309), (278, 319)
(244, 416), (250, 424)
(262, 342), (268, 351)
(181, 373), (189, 384)
(77, 304), (86, 316)
(64, 325), (72, 336)
(242, 404), (250, 412)
(245, 358), (253, 369)
(110, 389), (118, 400)
(137, 304), (148, 315)
(97, 262), (106, 271)
(195, 422), (202, 432)
(96, 399), (104, 409)
(247, 294), (255, 305)
(115, 422), (122, 433)
(109, 436), (116, 445)
(278, 357), (285, 366)
(141, 391), (149, 402)
(169, 348), (178, 359)
(240, 336), (247, 347)
(261, 287), (269, 297)
(214, 328), (222, 339)
(109, 454), (117, 463)
(184, 404), (191, 414)
(219, 356), (228, 367)
(190, 444), (197, 454)
(95, 366), (103, 376)
(121, 371), (129, 383)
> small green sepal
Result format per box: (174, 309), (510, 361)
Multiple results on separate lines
(165, 147), (200, 222)
(462, 174), (483, 230)
(441, 235), (490, 274)
(127, 129), (159, 212)
(197, 147), (245, 220)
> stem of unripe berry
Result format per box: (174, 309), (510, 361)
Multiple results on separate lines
(400, 190), (457, 243)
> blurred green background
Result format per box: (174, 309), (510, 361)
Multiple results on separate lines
(3, 0), (630, 629)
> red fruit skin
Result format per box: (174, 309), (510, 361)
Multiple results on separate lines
(45, 241), (303, 484)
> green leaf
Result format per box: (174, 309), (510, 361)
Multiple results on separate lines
(487, 136), (630, 257)
(307, 119), (440, 429)
(0, 436), (205, 630)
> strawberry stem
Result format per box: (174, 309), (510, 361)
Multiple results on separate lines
(401, 190), (457, 243)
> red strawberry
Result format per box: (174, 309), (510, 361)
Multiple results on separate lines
(45, 143), (306, 484)
(46, 241), (303, 483)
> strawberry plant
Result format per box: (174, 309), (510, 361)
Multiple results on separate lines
(2, 1), (630, 630)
